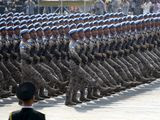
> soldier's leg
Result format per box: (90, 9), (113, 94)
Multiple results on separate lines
(34, 86), (45, 101)
(42, 63), (59, 79)
(103, 61), (128, 87)
(40, 63), (67, 93)
(135, 52), (160, 79)
(7, 77), (17, 94)
(143, 52), (160, 78)
(56, 61), (71, 82)
(82, 65), (114, 95)
(126, 56), (155, 82)
(4, 60), (22, 84)
(86, 86), (98, 100)
(134, 52), (155, 74)
(92, 87), (103, 98)
(0, 71), (12, 98)
(107, 59), (132, 88)
(88, 63), (109, 86)
(126, 55), (143, 76)
(56, 61), (71, 94)
(120, 57), (150, 84)
(39, 87), (50, 98)
(61, 59), (70, 70)
(147, 51), (160, 68)
(79, 82), (91, 102)
(142, 52), (160, 71)
(114, 58), (135, 82)
(96, 62), (125, 92)
(97, 62), (118, 87)
(49, 61), (65, 82)
(153, 48), (160, 60)
(83, 64), (109, 89)
(32, 69), (60, 97)
(130, 54), (153, 78)
(72, 82), (82, 104)
(76, 66), (99, 100)
(65, 77), (77, 106)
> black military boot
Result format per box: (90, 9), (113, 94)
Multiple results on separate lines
(0, 89), (12, 98)
(35, 95), (44, 101)
(39, 87), (50, 98)
(65, 100), (77, 106)
(99, 87), (113, 96)
(112, 85), (122, 92)
(65, 90), (77, 106)
(79, 89), (91, 102)
(98, 84), (114, 94)
(92, 88), (103, 98)
(72, 91), (82, 104)
(34, 90), (44, 101)
(152, 70), (160, 78)
(138, 76), (154, 84)
(122, 81), (132, 89)
(87, 87), (98, 100)
(47, 86), (59, 96)
(12, 85), (17, 94)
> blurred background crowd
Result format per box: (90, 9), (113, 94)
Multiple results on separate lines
(0, 0), (160, 15)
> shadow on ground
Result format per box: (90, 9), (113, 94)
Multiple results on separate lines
(74, 80), (160, 112)
(0, 80), (160, 112)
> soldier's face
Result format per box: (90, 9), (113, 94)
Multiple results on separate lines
(1, 30), (6, 36)
(48, 30), (52, 36)
(37, 31), (43, 37)
(127, 25), (131, 31)
(98, 29), (103, 35)
(72, 33), (79, 40)
(55, 30), (59, 35)
(85, 31), (91, 38)
(23, 33), (30, 41)
(104, 29), (108, 35)
(97, 30), (101, 35)
(30, 31), (37, 38)
(44, 30), (51, 37)
(78, 31), (84, 38)
(51, 30), (55, 35)
(92, 30), (98, 36)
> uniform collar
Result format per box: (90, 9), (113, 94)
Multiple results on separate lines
(22, 105), (33, 109)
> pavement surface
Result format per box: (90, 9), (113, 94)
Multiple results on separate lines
(0, 80), (160, 120)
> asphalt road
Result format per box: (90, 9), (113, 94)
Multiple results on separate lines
(0, 79), (160, 120)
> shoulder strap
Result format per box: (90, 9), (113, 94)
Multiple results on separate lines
(9, 112), (12, 120)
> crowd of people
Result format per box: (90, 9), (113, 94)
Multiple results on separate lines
(1, 12), (160, 107)
(93, 0), (160, 15)
(1, 0), (160, 15)
(20, 0), (160, 15)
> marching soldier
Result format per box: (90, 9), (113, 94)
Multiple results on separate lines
(19, 29), (58, 100)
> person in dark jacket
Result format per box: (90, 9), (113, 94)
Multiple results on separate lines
(8, 82), (46, 120)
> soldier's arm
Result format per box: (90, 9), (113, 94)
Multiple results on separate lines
(70, 49), (81, 64)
